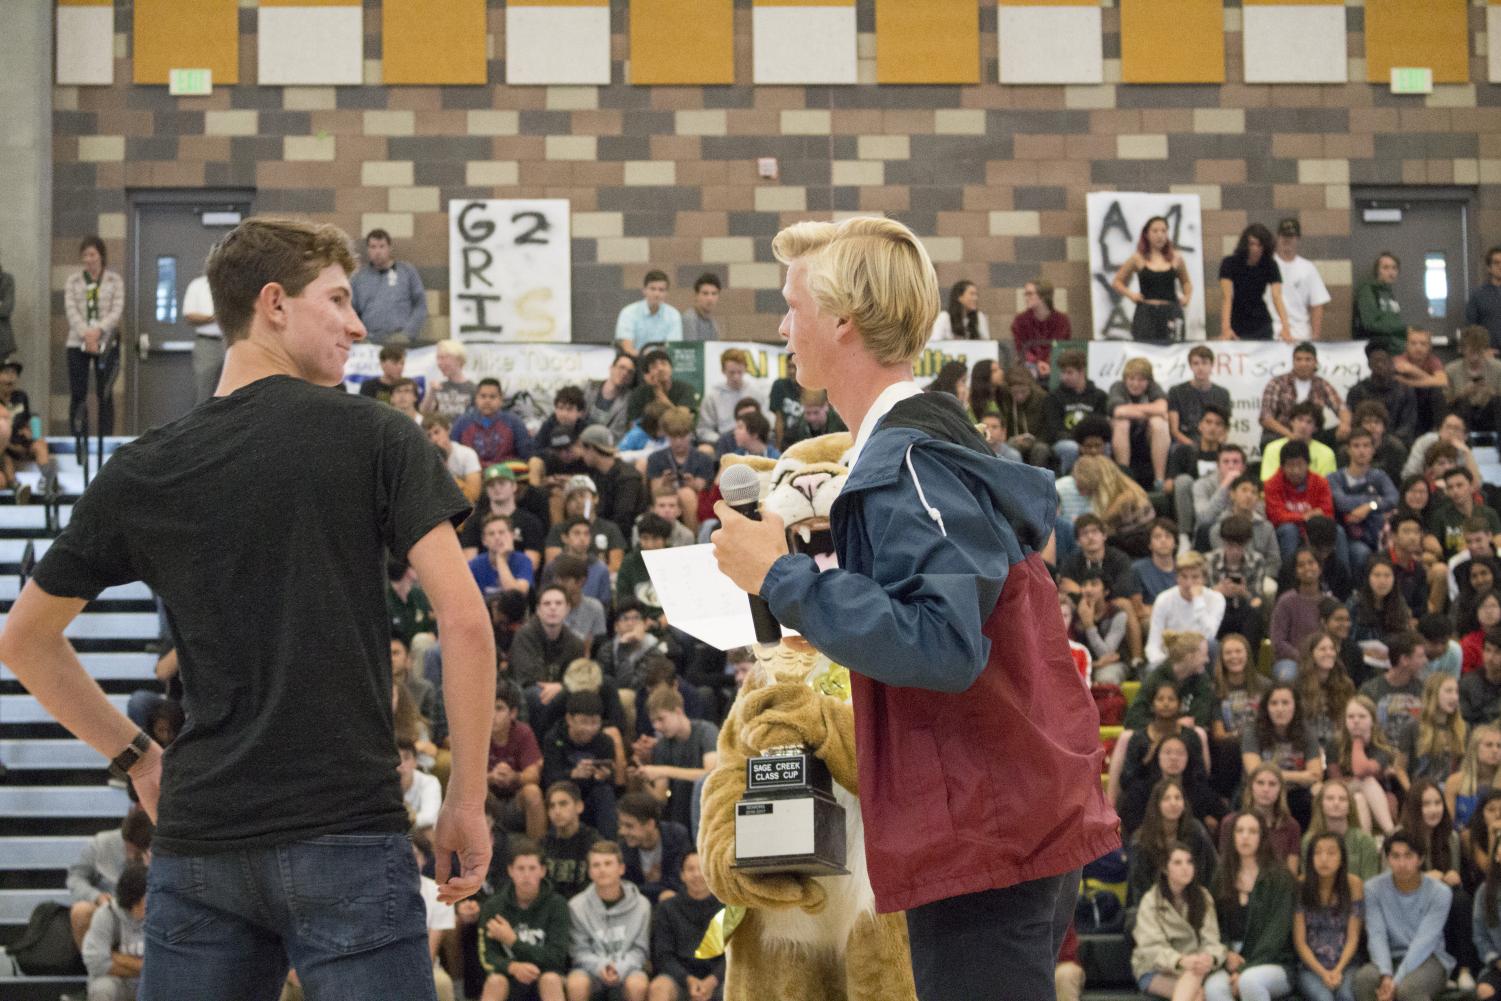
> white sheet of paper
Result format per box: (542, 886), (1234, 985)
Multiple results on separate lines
(641, 544), (793, 650)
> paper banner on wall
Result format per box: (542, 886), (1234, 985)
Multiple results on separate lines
(1086, 191), (1207, 342)
(343, 342), (615, 428)
(665, 340), (996, 398)
(1084, 340), (1369, 455)
(448, 199), (572, 344)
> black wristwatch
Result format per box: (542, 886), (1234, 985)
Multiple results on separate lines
(108, 731), (153, 783)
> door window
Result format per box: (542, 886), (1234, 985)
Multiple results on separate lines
(1424, 252), (1448, 318)
(154, 256), (178, 324)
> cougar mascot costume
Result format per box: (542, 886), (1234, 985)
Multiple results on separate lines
(696, 432), (918, 1001)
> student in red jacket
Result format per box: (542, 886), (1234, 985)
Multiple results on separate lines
(712, 217), (1118, 1001)
(1264, 439), (1334, 563)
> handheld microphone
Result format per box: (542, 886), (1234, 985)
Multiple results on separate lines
(718, 463), (783, 646)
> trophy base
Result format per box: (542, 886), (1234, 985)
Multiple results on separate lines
(732, 792), (848, 876)
(733, 854), (850, 876)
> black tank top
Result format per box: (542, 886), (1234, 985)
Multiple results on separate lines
(1138, 265), (1177, 301)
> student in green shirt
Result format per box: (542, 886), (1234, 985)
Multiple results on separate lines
(478, 837), (570, 1001)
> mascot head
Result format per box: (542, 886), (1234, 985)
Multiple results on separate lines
(720, 432), (852, 697)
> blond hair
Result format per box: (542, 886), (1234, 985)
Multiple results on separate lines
(1458, 723), (1501, 798)
(660, 406), (695, 438)
(1072, 454), (1150, 524)
(1123, 357), (1155, 381)
(1163, 630), (1204, 664)
(771, 217), (940, 366)
(1416, 672), (1466, 763)
(435, 338), (467, 362)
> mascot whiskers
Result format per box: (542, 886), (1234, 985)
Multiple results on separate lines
(696, 432), (917, 1001)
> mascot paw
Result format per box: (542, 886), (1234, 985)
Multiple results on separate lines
(729, 870), (828, 914)
(740, 683), (827, 753)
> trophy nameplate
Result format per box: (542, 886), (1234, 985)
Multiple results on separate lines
(733, 745), (848, 876)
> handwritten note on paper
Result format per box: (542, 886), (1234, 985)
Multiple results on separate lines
(641, 544), (792, 650)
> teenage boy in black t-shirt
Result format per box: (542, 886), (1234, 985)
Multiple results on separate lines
(541, 692), (620, 840)
(541, 781), (598, 902)
(0, 218), (497, 1000)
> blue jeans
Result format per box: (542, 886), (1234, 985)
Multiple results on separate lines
(140, 832), (434, 1001)
(1297, 966), (1356, 1001)
(1054, 439), (1080, 474)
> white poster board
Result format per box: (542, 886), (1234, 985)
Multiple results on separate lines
(344, 342), (614, 427)
(1086, 191), (1207, 342)
(1085, 341), (1369, 455)
(448, 199), (571, 343)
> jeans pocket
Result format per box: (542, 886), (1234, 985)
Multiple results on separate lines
(144, 854), (216, 945)
(282, 833), (409, 955)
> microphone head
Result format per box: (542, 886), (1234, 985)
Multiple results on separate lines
(719, 462), (763, 508)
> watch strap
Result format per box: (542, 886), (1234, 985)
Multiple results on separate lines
(108, 731), (152, 781)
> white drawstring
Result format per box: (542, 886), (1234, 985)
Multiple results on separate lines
(904, 444), (946, 537)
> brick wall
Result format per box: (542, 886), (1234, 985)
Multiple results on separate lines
(49, 0), (1501, 424)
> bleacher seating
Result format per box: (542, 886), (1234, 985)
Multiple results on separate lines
(0, 441), (137, 999)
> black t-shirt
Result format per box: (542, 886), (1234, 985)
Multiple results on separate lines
(1166, 382), (1232, 443)
(1167, 445), (1221, 481)
(459, 503), (547, 556)
(1218, 254), (1280, 335)
(1059, 545), (1135, 597)
(33, 376), (469, 854)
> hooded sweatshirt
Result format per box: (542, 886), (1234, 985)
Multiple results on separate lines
(762, 391), (1119, 911)
(477, 879), (571, 976)
(568, 880), (650, 978)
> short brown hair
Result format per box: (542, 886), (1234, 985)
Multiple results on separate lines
(1056, 349), (1087, 372)
(645, 686), (685, 716)
(207, 217), (357, 344)
(720, 347), (749, 370)
(588, 839), (624, 861)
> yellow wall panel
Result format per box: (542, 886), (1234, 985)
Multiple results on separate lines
(260, 0), (360, 7)
(1121, 0), (1223, 83)
(631, 0), (734, 85)
(875, 0), (979, 84)
(383, 0), (486, 85)
(1365, 0), (1469, 84)
(132, 0), (237, 84)
(753, 0), (855, 7)
(1242, 0), (1340, 5)
(995, 0), (1098, 5)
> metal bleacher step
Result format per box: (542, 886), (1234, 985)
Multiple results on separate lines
(1, 693), (130, 725)
(0, 537), (50, 568)
(0, 505), (71, 533)
(2, 652), (159, 683)
(0, 612), (158, 641)
(0, 785), (131, 818)
(0, 888), (71, 925)
(0, 739), (106, 771)
(0, 579), (150, 603)
(0, 836), (92, 870)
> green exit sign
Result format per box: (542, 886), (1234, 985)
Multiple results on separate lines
(168, 68), (213, 96)
(1390, 67), (1433, 95)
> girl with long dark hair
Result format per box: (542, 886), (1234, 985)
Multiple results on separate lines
(1293, 832), (1363, 1001)
(1113, 216), (1194, 343)
(1218, 224), (1290, 342)
(1128, 777), (1220, 906)
(1347, 557), (1413, 644)
(1204, 811), (1296, 1001)
(1132, 843), (1226, 1000)
(932, 279), (989, 341)
(1241, 684), (1323, 830)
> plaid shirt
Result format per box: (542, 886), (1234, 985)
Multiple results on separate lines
(1259, 373), (1344, 428)
(1205, 547), (1268, 606)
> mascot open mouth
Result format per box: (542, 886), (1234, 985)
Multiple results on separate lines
(788, 516), (838, 572)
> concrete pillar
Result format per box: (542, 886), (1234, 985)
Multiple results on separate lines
(0, 0), (53, 423)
